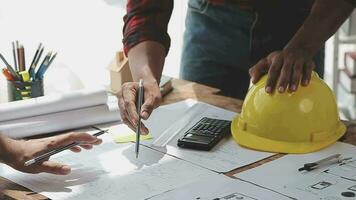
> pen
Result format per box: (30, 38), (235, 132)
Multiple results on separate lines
(29, 43), (42, 78)
(38, 52), (57, 79)
(31, 46), (44, 80)
(2, 68), (14, 81)
(35, 51), (52, 80)
(0, 53), (20, 81)
(136, 79), (144, 158)
(12, 42), (18, 72)
(36, 52), (56, 80)
(34, 46), (44, 67)
(298, 154), (352, 172)
(24, 129), (108, 166)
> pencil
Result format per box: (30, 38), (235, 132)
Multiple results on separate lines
(135, 79), (144, 158)
(12, 42), (18, 71)
(18, 45), (26, 71)
(16, 41), (20, 71)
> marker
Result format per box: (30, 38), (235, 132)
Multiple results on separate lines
(19, 71), (30, 82)
(2, 68), (14, 81)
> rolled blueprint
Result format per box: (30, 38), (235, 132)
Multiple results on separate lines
(0, 96), (120, 138)
(0, 88), (107, 122)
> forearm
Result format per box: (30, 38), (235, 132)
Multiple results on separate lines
(0, 134), (13, 164)
(128, 41), (166, 85)
(285, 0), (355, 55)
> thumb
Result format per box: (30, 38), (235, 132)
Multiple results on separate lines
(37, 160), (71, 175)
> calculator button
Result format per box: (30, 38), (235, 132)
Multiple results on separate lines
(208, 126), (214, 131)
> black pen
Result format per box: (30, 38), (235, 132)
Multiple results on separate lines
(24, 129), (108, 166)
(29, 43), (42, 78)
(136, 79), (144, 158)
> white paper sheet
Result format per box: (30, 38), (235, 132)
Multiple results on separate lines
(0, 96), (120, 138)
(148, 173), (290, 200)
(143, 99), (275, 172)
(236, 142), (356, 200)
(0, 88), (107, 122)
(0, 133), (215, 200)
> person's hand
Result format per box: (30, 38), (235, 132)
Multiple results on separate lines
(249, 49), (316, 94)
(0, 132), (102, 175)
(117, 80), (162, 134)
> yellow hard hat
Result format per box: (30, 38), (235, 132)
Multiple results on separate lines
(231, 72), (346, 154)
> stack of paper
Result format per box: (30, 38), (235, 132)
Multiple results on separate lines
(0, 88), (120, 138)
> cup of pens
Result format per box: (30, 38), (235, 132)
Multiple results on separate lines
(1, 41), (56, 101)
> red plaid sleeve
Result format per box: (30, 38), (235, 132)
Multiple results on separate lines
(123, 0), (173, 56)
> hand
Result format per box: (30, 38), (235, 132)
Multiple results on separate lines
(0, 132), (102, 175)
(249, 49), (316, 94)
(117, 80), (162, 134)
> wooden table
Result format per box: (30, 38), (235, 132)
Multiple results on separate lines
(0, 79), (355, 200)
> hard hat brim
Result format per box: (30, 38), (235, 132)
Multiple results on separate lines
(231, 116), (346, 154)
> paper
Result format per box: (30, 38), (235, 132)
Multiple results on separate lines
(143, 99), (275, 172)
(0, 133), (215, 200)
(0, 96), (120, 138)
(236, 142), (356, 200)
(148, 173), (290, 200)
(108, 123), (153, 143)
(284, 169), (356, 200)
(0, 87), (107, 122)
(115, 134), (153, 143)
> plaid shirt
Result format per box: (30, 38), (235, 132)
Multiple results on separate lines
(123, 0), (254, 55)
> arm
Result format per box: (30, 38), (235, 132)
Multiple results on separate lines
(0, 133), (101, 175)
(250, 0), (355, 93)
(118, 0), (173, 133)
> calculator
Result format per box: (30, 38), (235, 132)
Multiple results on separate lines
(177, 117), (231, 151)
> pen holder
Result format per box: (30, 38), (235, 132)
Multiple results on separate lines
(7, 79), (44, 101)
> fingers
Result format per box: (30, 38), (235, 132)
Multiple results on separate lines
(45, 132), (100, 150)
(302, 61), (315, 86)
(141, 91), (161, 120)
(249, 58), (269, 84)
(266, 55), (283, 94)
(276, 59), (293, 93)
(69, 146), (82, 152)
(118, 82), (139, 127)
(289, 59), (304, 92)
(37, 160), (71, 175)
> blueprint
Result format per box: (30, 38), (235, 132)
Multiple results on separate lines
(0, 132), (215, 200)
